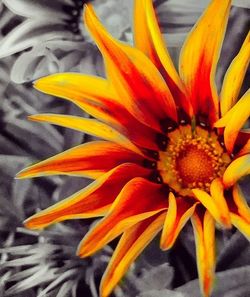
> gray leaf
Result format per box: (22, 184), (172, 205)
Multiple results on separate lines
(134, 263), (174, 292)
(137, 289), (185, 297)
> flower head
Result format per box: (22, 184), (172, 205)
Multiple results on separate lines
(17, 0), (250, 296)
(0, 0), (131, 58)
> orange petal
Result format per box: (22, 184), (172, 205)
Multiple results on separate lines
(179, 0), (231, 126)
(100, 211), (166, 297)
(232, 184), (250, 224)
(16, 141), (144, 179)
(34, 74), (119, 126)
(134, 0), (192, 118)
(160, 193), (197, 250)
(235, 129), (250, 157)
(223, 90), (250, 153)
(191, 211), (216, 297)
(223, 154), (250, 188)
(24, 163), (151, 230)
(220, 31), (250, 116)
(192, 189), (224, 228)
(34, 74), (159, 151)
(84, 4), (178, 131)
(210, 178), (231, 228)
(215, 90), (250, 128)
(77, 177), (167, 257)
(237, 138), (250, 157)
(29, 114), (143, 156)
(230, 212), (250, 240)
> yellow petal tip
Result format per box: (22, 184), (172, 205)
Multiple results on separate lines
(15, 170), (28, 179)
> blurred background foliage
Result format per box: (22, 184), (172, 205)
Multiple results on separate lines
(0, 0), (249, 296)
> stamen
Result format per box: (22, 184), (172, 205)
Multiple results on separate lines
(158, 126), (231, 195)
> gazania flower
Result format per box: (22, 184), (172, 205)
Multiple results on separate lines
(0, 0), (131, 58)
(0, 224), (110, 297)
(17, 0), (250, 296)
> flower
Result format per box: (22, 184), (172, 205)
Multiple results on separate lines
(0, 0), (132, 83)
(17, 0), (250, 297)
(0, 0), (132, 58)
(0, 224), (111, 297)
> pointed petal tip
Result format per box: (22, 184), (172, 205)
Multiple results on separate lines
(27, 114), (40, 122)
(23, 217), (42, 230)
(76, 245), (91, 259)
(83, 3), (95, 22)
(99, 285), (109, 297)
(33, 74), (62, 91)
(15, 169), (29, 179)
(16, 167), (39, 179)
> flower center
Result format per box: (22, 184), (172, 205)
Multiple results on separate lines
(158, 126), (231, 195)
(176, 144), (215, 185)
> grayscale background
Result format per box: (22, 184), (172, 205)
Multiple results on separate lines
(0, 0), (249, 296)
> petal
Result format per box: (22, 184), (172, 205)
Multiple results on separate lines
(34, 74), (159, 151)
(16, 141), (144, 179)
(77, 177), (167, 257)
(0, 19), (71, 58)
(220, 31), (250, 116)
(191, 211), (216, 297)
(230, 212), (250, 240)
(24, 163), (151, 229)
(223, 154), (250, 188)
(192, 188), (231, 229)
(223, 90), (250, 153)
(160, 193), (197, 250)
(3, 0), (69, 19)
(237, 138), (250, 157)
(100, 211), (166, 297)
(179, 0), (231, 126)
(84, 4), (178, 131)
(232, 184), (250, 224)
(235, 129), (250, 157)
(29, 114), (143, 156)
(210, 178), (231, 228)
(215, 90), (250, 128)
(134, 0), (192, 118)
(34, 74), (122, 127)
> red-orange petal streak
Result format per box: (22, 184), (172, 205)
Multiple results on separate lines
(191, 211), (216, 297)
(84, 4), (177, 131)
(210, 178), (231, 228)
(28, 114), (143, 156)
(34, 74), (160, 151)
(16, 141), (144, 179)
(24, 163), (151, 230)
(134, 0), (192, 118)
(77, 177), (167, 257)
(160, 193), (197, 250)
(100, 211), (166, 297)
(179, 0), (231, 126)
(192, 188), (230, 229)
